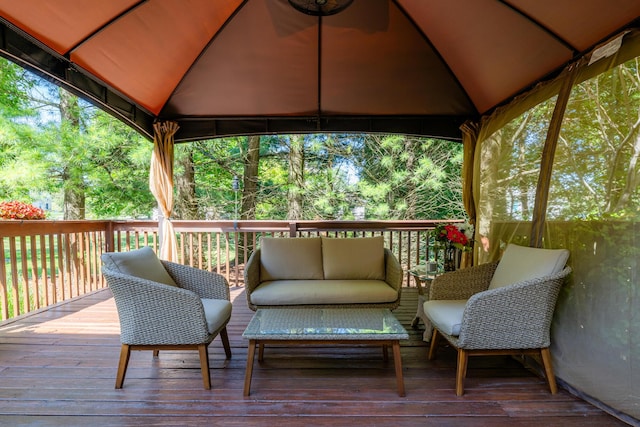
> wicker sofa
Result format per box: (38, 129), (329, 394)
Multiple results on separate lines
(244, 236), (403, 310)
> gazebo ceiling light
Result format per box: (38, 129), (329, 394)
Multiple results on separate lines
(288, 0), (354, 16)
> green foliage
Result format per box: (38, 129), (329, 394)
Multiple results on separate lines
(0, 57), (156, 218)
(1, 56), (466, 221)
(356, 135), (465, 219)
(550, 58), (640, 220)
(0, 60), (34, 118)
(84, 110), (155, 218)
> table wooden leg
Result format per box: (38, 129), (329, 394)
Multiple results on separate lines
(382, 344), (389, 362)
(243, 340), (257, 397)
(258, 342), (265, 362)
(392, 340), (405, 397)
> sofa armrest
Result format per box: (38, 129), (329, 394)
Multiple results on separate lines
(384, 248), (402, 291)
(457, 266), (571, 349)
(161, 260), (230, 301)
(103, 268), (211, 345)
(244, 249), (262, 293)
(429, 261), (498, 300)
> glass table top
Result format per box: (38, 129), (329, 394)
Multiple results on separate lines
(242, 308), (409, 341)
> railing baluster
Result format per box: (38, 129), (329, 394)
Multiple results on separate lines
(224, 232), (230, 283)
(0, 219), (450, 322)
(0, 238), (7, 320)
(20, 236), (30, 312)
(9, 237), (19, 317)
(30, 235), (40, 310)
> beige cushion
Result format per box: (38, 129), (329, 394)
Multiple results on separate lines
(424, 300), (467, 336)
(201, 299), (232, 334)
(101, 246), (177, 287)
(321, 236), (385, 280)
(260, 237), (324, 281)
(489, 244), (570, 290)
(249, 279), (398, 305)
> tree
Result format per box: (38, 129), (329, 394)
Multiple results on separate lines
(357, 135), (465, 220)
(58, 89), (86, 219)
(174, 144), (199, 220)
(2, 56), (467, 222)
(83, 110), (155, 218)
(240, 135), (260, 220)
(287, 135), (304, 219)
(551, 57), (640, 219)
(0, 59), (40, 202)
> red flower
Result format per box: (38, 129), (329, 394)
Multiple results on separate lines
(0, 201), (46, 220)
(445, 224), (468, 246)
(434, 222), (474, 251)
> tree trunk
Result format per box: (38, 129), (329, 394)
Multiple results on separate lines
(59, 89), (85, 220)
(174, 145), (199, 220)
(288, 135), (304, 220)
(241, 136), (260, 220)
(404, 136), (417, 219)
(62, 168), (85, 220)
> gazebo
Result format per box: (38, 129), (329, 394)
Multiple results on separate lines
(1, 0), (640, 422)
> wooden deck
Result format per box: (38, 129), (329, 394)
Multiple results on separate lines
(0, 286), (627, 426)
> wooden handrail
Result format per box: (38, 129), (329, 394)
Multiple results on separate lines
(0, 219), (457, 322)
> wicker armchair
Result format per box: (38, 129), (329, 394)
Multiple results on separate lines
(101, 247), (232, 390)
(424, 244), (571, 396)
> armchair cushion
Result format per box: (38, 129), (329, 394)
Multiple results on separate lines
(321, 236), (385, 280)
(489, 244), (569, 290)
(260, 237), (324, 281)
(423, 300), (466, 336)
(101, 246), (177, 287)
(201, 299), (233, 334)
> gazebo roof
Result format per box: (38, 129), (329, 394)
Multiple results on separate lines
(0, 0), (639, 142)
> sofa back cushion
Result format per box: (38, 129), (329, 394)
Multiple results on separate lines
(260, 237), (324, 281)
(489, 244), (570, 290)
(321, 236), (385, 280)
(101, 246), (178, 287)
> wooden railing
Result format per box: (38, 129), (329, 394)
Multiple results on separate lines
(1, 219), (457, 321)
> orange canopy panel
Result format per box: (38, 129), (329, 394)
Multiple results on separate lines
(0, 0), (638, 141)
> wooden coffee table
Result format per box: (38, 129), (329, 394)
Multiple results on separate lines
(242, 308), (409, 397)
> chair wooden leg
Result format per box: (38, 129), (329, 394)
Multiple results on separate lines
(456, 348), (468, 396)
(220, 327), (232, 359)
(428, 328), (440, 360)
(198, 344), (211, 390)
(115, 344), (131, 389)
(540, 347), (558, 394)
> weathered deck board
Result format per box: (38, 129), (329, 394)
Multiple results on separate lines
(0, 286), (628, 426)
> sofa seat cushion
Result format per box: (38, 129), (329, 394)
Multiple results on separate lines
(321, 236), (385, 280)
(201, 299), (232, 334)
(250, 280), (398, 306)
(260, 237), (324, 281)
(424, 299), (467, 337)
(489, 244), (570, 290)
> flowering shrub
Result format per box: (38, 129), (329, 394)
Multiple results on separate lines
(0, 200), (46, 220)
(434, 222), (474, 251)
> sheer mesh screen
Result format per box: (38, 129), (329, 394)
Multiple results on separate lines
(474, 33), (640, 421)
(476, 97), (556, 263)
(546, 56), (640, 418)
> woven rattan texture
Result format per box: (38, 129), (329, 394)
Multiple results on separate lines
(431, 265), (572, 350)
(103, 263), (230, 346)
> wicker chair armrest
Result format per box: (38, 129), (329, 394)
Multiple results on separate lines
(161, 260), (230, 300)
(457, 266), (572, 350)
(384, 248), (403, 291)
(103, 268), (211, 345)
(429, 261), (498, 300)
(244, 249), (262, 293)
